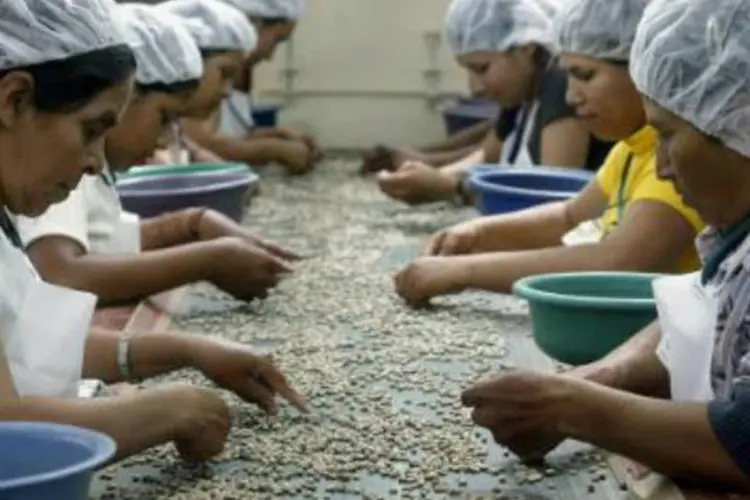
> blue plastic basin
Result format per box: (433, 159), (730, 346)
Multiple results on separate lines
(251, 103), (284, 128)
(0, 422), (115, 500)
(469, 166), (593, 215)
(117, 171), (259, 222)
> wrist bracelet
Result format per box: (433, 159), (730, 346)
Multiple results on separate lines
(117, 332), (140, 383)
(453, 176), (471, 206)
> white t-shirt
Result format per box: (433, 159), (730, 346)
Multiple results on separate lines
(16, 172), (139, 255)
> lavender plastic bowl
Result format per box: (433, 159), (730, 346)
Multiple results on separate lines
(116, 171), (258, 222)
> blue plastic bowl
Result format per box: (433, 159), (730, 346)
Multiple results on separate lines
(469, 166), (594, 215)
(0, 422), (115, 500)
(251, 103), (284, 128)
(117, 171), (259, 222)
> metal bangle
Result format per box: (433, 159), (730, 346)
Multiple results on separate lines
(117, 332), (139, 383)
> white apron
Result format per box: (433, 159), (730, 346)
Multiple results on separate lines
(654, 272), (716, 402)
(107, 211), (142, 255)
(0, 222), (96, 398)
(500, 100), (540, 167)
(562, 219), (602, 246)
(98, 171), (142, 255)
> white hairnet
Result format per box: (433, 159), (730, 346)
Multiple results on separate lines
(631, 0), (750, 159)
(157, 0), (258, 54)
(215, 0), (304, 20)
(553, 0), (648, 61)
(444, 0), (557, 55)
(118, 4), (204, 85)
(0, 0), (127, 70)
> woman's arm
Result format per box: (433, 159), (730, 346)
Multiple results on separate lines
(559, 380), (749, 489)
(456, 198), (696, 293)
(180, 118), (285, 165)
(424, 144), (488, 168)
(0, 387), (186, 461)
(539, 117), (592, 168)
(468, 180), (607, 253)
(83, 328), (194, 383)
(26, 236), (219, 305)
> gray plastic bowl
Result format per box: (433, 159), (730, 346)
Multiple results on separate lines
(116, 171), (259, 222)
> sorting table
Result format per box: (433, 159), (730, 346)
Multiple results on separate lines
(89, 160), (668, 500)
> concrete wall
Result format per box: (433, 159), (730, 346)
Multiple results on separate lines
(251, 0), (469, 149)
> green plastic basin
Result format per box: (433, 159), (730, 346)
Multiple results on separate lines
(512, 272), (662, 365)
(121, 162), (252, 179)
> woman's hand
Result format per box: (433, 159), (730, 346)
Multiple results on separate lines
(424, 220), (485, 256)
(207, 237), (292, 300)
(272, 139), (316, 174)
(300, 134), (324, 162)
(197, 209), (301, 261)
(361, 145), (423, 174)
(461, 370), (571, 462)
(158, 383), (231, 463)
(377, 161), (456, 205)
(187, 337), (308, 415)
(394, 256), (470, 306)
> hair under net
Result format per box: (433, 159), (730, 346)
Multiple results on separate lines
(444, 0), (557, 56)
(158, 0), (258, 54)
(118, 4), (203, 85)
(631, 0), (750, 159)
(553, 0), (648, 61)
(215, 0), (304, 20)
(0, 0), (127, 70)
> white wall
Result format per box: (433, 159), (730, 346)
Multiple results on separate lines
(251, 0), (469, 149)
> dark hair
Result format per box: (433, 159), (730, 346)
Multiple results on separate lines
(136, 79), (201, 95)
(533, 45), (552, 68)
(200, 48), (234, 60)
(0, 45), (136, 114)
(605, 59), (630, 67)
(260, 17), (291, 27)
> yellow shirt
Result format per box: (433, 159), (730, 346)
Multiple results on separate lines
(596, 125), (704, 273)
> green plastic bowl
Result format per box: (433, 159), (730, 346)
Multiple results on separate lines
(512, 272), (662, 365)
(121, 162), (252, 179)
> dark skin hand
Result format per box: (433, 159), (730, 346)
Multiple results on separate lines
(462, 370), (748, 489)
(26, 235), (293, 305)
(181, 119), (318, 175)
(460, 321), (667, 462)
(84, 329), (308, 416)
(460, 323), (749, 490)
(0, 330), (308, 463)
(140, 207), (301, 261)
(185, 336), (308, 416)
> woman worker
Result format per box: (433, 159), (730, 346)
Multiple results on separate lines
(16, 2), (299, 307)
(150, 0), (261, 165)
(394, 0), (704, 307)
(0, 0), (305, 463)
(462, 0), (750, 488)
(182, 0), (324, 174)
(377, 0), (613, 206)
